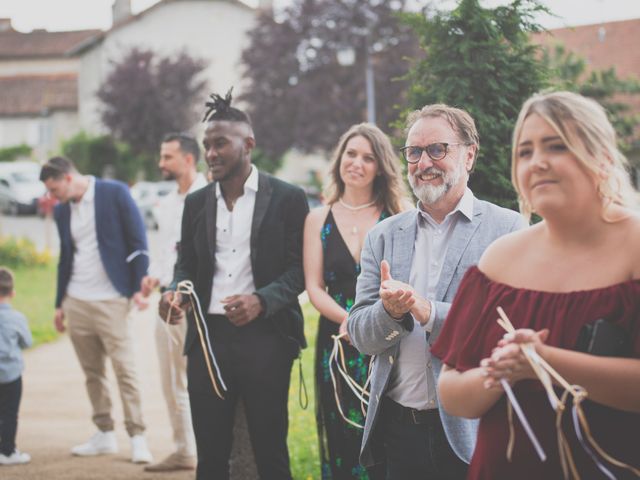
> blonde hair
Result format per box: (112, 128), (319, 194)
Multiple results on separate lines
(324, 123), (409, 215)
(511, 90), (640, 221)
(405, 103), (480, 169)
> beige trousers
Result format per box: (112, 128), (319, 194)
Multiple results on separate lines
(154, 313), (195, 457)
(63, 296), (145, 436)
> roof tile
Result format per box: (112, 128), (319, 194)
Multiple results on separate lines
(0, 74), (77, 116)
(0, 28), (100, 59)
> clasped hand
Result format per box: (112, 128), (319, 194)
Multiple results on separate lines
(481, 328), (550, 389)
(158, 291), (189, 324)
(379, 260), (431, 325)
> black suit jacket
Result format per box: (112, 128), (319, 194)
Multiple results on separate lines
(172, 170), (309, 358)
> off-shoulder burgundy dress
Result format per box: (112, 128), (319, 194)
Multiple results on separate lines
(431, 266), (640, 480)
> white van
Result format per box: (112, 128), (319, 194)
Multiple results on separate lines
(0, 161), (46, 215)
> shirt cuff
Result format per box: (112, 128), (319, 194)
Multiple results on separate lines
(422, 300), (436, 333)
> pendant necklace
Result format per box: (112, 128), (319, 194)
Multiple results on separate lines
(338, 198), (375, 235)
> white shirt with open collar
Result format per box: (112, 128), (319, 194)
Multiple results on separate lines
(385, 188), (474, 411)
(208, 165), (259, 315)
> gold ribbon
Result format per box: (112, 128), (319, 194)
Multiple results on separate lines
(328, 332), (373, 429)
(165, 281), (227, 399)
(496, 307), (640, 479)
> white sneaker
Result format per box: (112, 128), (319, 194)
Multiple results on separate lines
(0, 450), (31, 465)
(130, 434), (153, 464)
(71, 431), (118, 456)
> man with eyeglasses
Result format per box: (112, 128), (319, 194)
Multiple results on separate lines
(348, 104), (527, 479)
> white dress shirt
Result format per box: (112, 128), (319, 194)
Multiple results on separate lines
(66, 176), (122, 301)
(149, 173), (207, 287)
(386, 188), (474, 410)
(208, 165), (258, 314)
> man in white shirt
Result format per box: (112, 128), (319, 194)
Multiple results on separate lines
(140, 133), (206, 472)
(159, 91), (308, 480)
(40, 156), (152, 464)
(348, 105), (527, 479)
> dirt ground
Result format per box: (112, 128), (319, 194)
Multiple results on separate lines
(1, 294), (256, 480)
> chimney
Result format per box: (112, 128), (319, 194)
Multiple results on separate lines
(0, 18), (13, 32)
(112, 0), (132, 26)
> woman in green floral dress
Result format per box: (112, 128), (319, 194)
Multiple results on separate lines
(303, 123), (408, 479)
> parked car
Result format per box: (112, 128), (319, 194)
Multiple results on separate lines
(130, 181), (174, 230)
(0, 161), (46, 215)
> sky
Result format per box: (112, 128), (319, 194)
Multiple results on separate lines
(0, 0), (638, 32)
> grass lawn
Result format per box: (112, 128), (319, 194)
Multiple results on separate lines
(11, 261), (57, 345)
(288, 302), (321, 479)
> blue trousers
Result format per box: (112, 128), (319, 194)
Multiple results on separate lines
(0, 377), (22, 455)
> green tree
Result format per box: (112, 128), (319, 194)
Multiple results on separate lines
(61, 132), (145, 183)
(542, 44), (640, 153)
(240, 0), (418, 164)
(400, 0), (549, 208)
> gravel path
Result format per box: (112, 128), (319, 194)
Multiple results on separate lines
(1, 294), (256, 480)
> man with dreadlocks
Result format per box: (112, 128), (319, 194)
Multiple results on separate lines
(159, 89), (309, 479)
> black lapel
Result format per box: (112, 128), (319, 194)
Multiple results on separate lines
(205, 182), (217, 265)
(93, 179), (102, 241)
(250, 171), (272, 265)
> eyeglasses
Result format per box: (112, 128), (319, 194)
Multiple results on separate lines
(400, 142), (470, 164)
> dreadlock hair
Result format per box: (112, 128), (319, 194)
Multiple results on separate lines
(202, 87), (252, 126)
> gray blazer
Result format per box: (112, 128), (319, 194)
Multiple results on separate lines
(348, 196), (527, 467)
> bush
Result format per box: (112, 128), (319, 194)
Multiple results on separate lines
(0, 144), (32, 162)
(0, 236), (52, 268)
(61, 131), (149, 183)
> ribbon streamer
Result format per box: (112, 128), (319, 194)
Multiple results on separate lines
(328, 333), (373, 429)
(500, 378), (546, 461)
(166, 280), (227, 399)
(495, 306), (640, 479)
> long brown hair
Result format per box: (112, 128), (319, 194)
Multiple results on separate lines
(323, 123), (409, 215)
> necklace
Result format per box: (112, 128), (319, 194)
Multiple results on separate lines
(338, 198), (376, 211)
(338, 198), (376, 235)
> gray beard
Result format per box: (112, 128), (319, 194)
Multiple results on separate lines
(411, 181), (449, 205)
(408, 165), (462, 205)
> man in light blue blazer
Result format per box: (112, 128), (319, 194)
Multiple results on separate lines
(41, 156), (152, 465)
(348, 104), (527, 479)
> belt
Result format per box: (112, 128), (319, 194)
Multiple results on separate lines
(383, 397), (439, 425)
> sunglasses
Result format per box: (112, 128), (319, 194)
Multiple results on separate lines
(400, 142), (469, 164)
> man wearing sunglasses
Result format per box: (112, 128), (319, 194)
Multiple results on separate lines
(348, 104), (527, 479)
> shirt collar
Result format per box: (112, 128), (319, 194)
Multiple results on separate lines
(176, 173), (208, 197)
(187, 173), (208, 195)
(416, 187), (474, 224)
(215, 165), (259, 199)
(75, 175), (95, 204)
